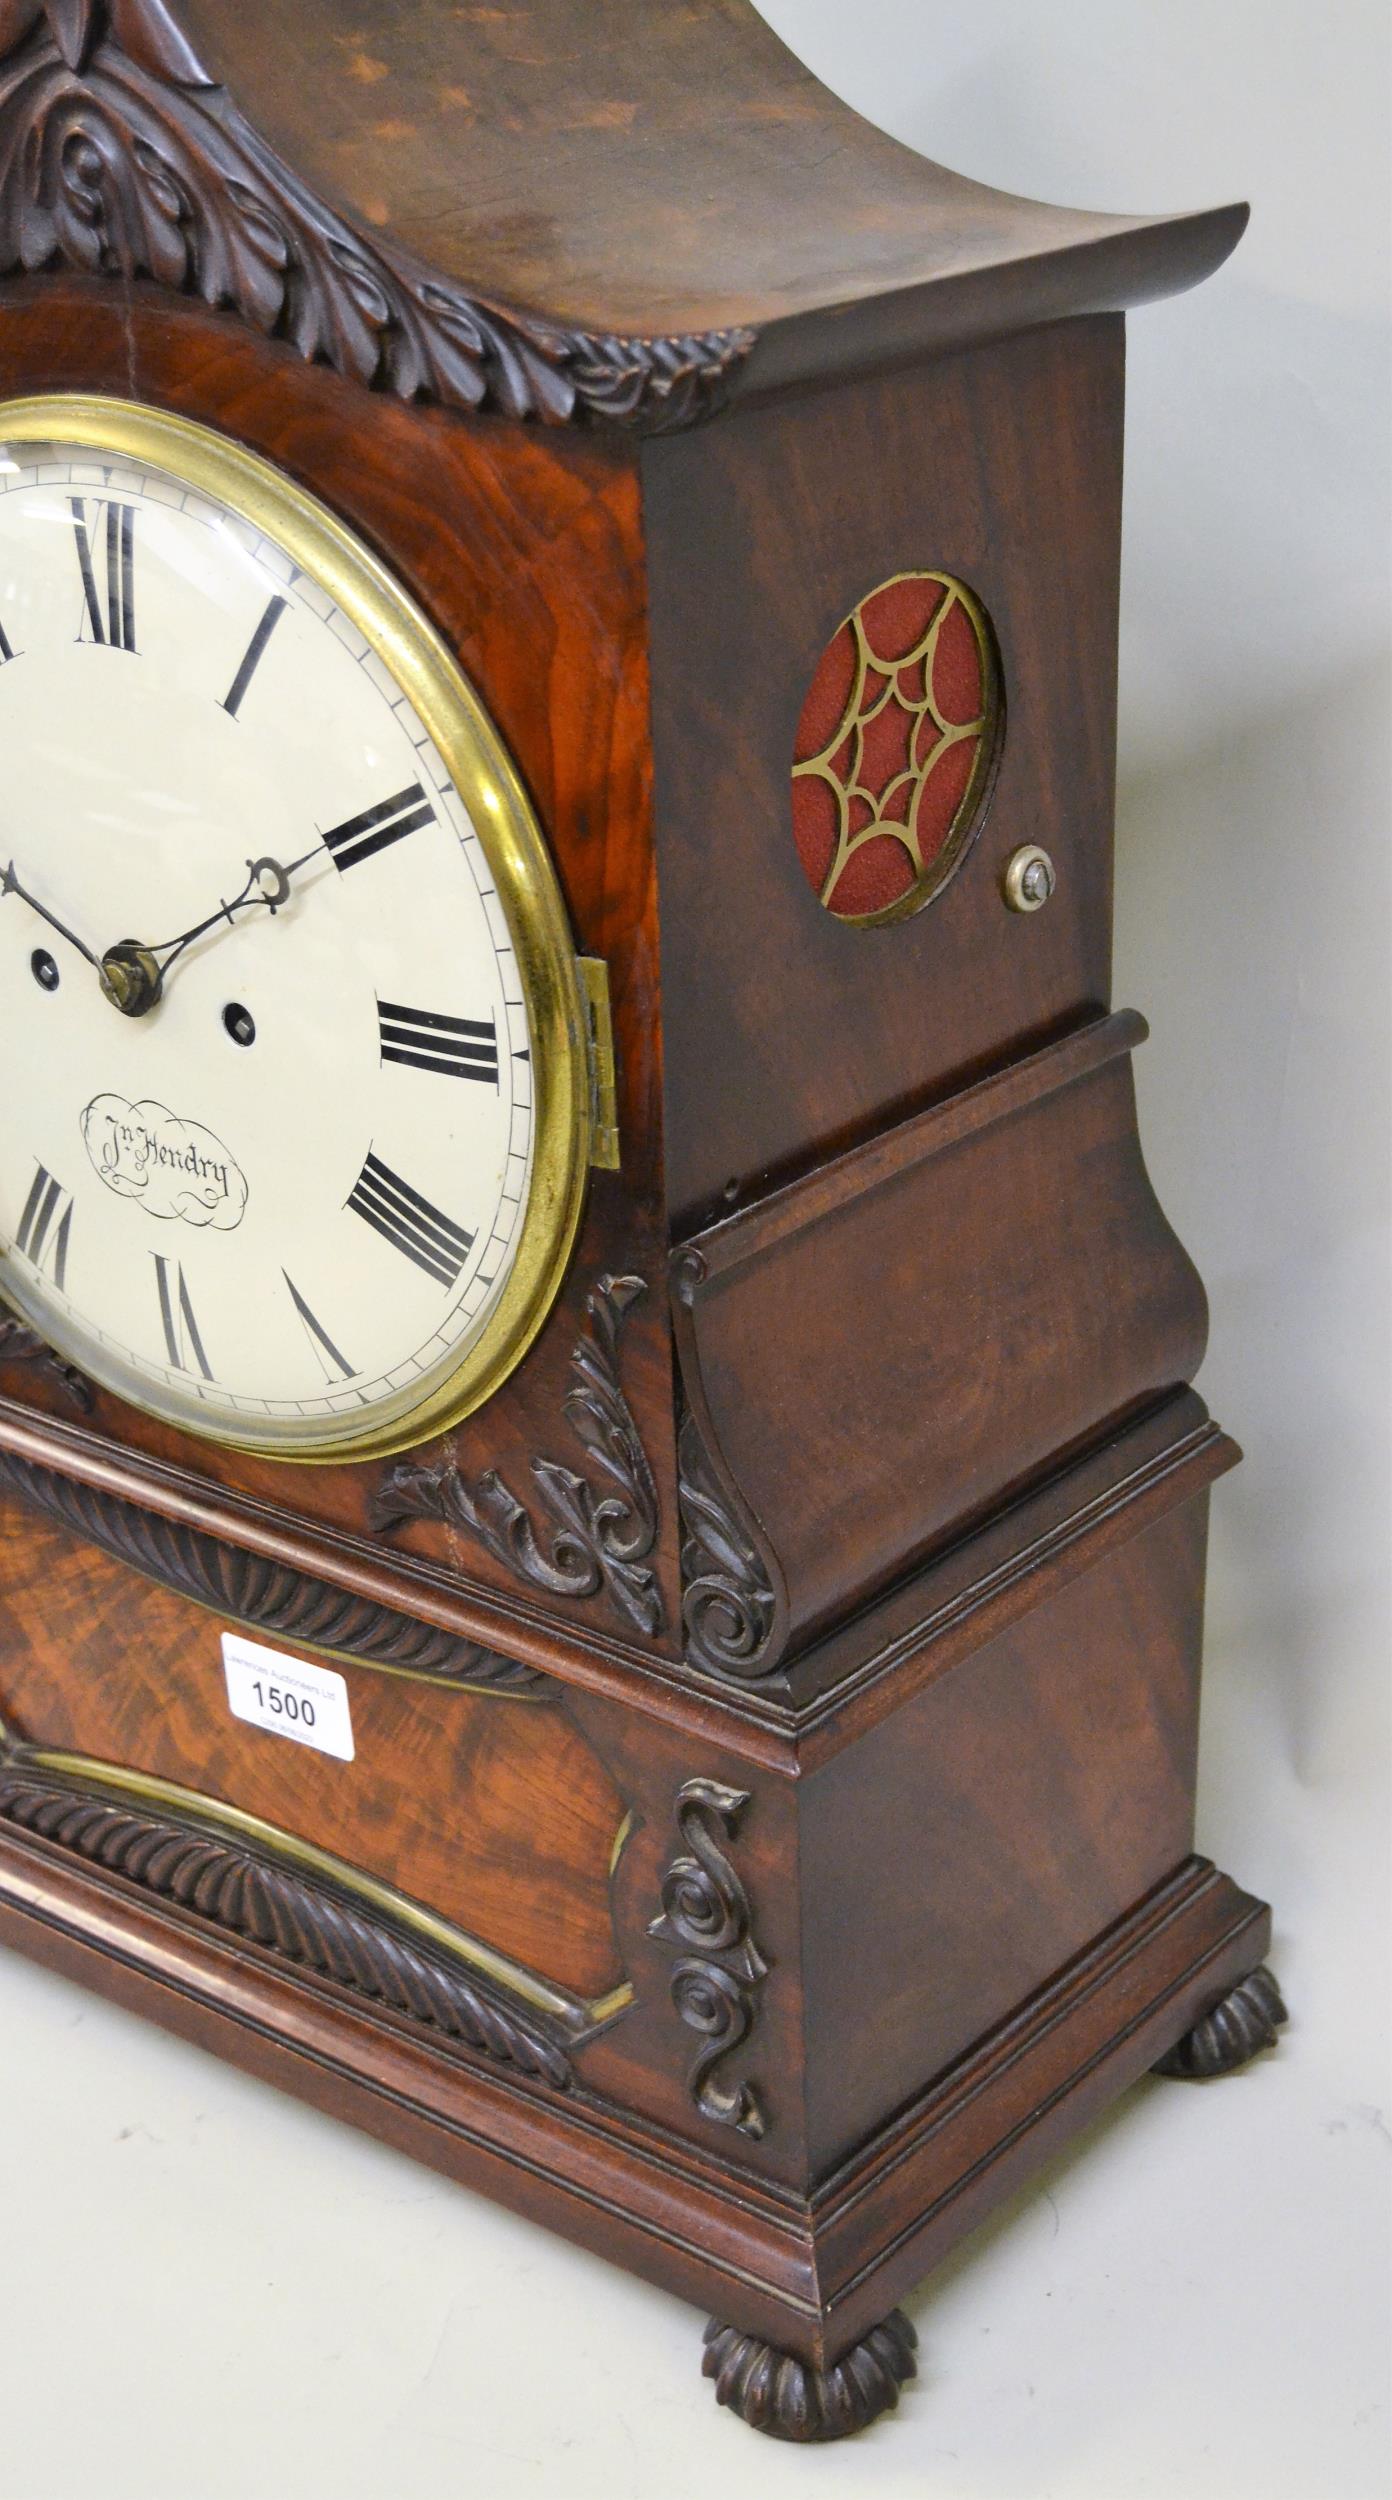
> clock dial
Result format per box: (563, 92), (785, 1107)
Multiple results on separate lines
(0, 403), (590, 1458)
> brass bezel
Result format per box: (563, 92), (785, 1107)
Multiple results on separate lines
(0, 393), (593, 1463)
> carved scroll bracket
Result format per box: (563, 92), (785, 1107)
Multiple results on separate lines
(649, 1778), (768, 2140)
(671, 1247), (789, 1684)
(0, 1), (756, 430)
(374, 1274), (664, 1642)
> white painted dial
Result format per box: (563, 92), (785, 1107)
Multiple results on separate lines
(0, 409), (589, 1459)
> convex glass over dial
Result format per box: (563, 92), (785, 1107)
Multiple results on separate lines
(0, 399), (591, 1459)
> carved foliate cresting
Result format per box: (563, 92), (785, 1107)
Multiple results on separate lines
(0, 0), (755, 429)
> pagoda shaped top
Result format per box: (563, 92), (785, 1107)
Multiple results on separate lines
(0, 0), (1248, 426)
(183, 0), (1244, 344)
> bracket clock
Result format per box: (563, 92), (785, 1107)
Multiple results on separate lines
(0, 0), (1285, 2445)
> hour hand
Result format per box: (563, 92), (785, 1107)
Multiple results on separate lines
(1, 858), (102, 969)
(103, 848), (322, 1019)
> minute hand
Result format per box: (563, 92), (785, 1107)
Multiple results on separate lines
(1, 859), (102, 968)
(146, 844), (326, 981)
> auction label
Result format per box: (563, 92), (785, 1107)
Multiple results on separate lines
(222, 1632), (355, 1762)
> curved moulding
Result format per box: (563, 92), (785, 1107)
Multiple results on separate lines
(672, 1013), (1208, 1667)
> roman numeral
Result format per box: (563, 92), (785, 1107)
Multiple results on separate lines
(72, 498), (136, 651)
(377, 1001), (500, 1086)
(347, 1152), (473, 1288)
(283, 1271), (354, 1384)
(14, 1163), (72, 1290)
(222, 594), (288, 718)
(154, 1255), (213, 1379)
(324, 782), (435, 874)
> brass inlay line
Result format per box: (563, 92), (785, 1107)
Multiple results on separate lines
(3, 1726), (632, 2033)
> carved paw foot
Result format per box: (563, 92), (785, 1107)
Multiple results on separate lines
(702, 2310), (917, 2441)
(1153, 1964), (1288, 2078)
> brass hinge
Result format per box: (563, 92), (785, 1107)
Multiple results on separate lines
(579, 957), (621, 1170)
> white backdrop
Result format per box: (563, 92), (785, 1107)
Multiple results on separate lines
(1, 8), (1387, 2498)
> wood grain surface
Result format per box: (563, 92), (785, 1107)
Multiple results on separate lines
(0, 1817), (1270, 2370)
(171, 0), (1245, 365)
(646, 320), (1126, 1230)
(800, 1489), (1213, 2168)
(0, 1495), (629, 2000)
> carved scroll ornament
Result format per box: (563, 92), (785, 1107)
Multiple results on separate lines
(0, 0), (755, 430)
(671, 1246), (787, 1683)
(649, 1778), (768, 2139)
(677, 1408), (780, 1682)
(374, 1273), (664, 1641)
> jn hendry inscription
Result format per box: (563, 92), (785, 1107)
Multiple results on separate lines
(81, 1096), (248, 1231)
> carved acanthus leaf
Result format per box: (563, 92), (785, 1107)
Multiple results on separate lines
(0, 2), (755, 429)
(703, 2311), (918, 2442)
(374, 1274), (664, 1641)
(2, 0), (211, 82)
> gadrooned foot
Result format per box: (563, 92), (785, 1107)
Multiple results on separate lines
(1153, 1964), (1288, 2078)
(702, 2309), (918, 2441)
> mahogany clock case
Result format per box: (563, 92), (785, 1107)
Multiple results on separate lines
(0, 0), (1283, 2444)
